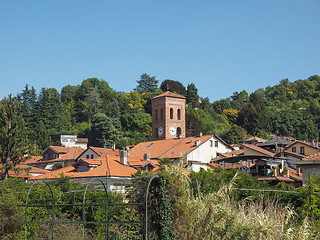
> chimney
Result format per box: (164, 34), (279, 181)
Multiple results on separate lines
(287, 167), (290, 177)
(120, 150), (127, 165)
(195, 140), (201, 147)
(144, 153), (150, 161)
(297, 167), (301, 176)
(198, 132), (203, 137)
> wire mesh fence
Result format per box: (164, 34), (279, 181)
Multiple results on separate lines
(0, 175), (160, 240)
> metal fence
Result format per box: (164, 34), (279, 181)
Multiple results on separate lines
(0, 175), (160, 240)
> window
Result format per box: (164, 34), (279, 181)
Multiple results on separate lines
(177, 127), (181, 137)
(86, 155), (89, 159)
(300, 147), (305, 155)
(78, 165), (88, 172)
(215, 141), (219, 148)
(91, 154), (94, 159)
(62, 139), (68, 142)
(155, 109), (158, 120)
(292, 147), (296, 153)
(170, 108), (173, 119)
(177, 109), (181, 120)
(210, 140), (213, 147)
(160, 108), (163, 120)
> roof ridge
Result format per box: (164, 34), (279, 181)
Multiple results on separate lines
(157, 138), (186, 158)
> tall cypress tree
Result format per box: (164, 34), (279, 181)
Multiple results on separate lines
(0, 95), (28, 179)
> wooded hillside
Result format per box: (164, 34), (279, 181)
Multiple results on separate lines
(4, 74), (320, 155)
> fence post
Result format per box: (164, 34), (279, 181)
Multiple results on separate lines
(25, 181), (55, 240)
(145, 174), (159, 240)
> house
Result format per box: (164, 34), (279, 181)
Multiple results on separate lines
(0, 164), (49, 180)
(60, 135), (88, 149)
(244, 136), (267, 145)
(213, 144), (302, 186)
(29, 150), (159, 191)
(293, 153), (320, 185)
(282, 140), (319, 156)
(257, 136), (295, 153)
(76, 146), (119, 160)
(129, 134), (233, 172)
(26, 146), (84, 170)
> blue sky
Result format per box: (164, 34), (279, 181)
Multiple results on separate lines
(1, 0), (319, 102)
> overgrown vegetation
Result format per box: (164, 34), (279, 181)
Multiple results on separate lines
(132, 165), (320, 239)
(1, 167), (320, 239)
(0, 177), (141, 239)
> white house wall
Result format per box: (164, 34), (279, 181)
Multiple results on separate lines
(186, 136), (231, 170)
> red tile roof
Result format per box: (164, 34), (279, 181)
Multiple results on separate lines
(218, 149), (244, 158)
(0, 164), (49, 178)
(302, 153), (320, 161)
(130, 135), (225, 160)
(257, 176), (295, 182)
(90, 147), (120, 157)
(151, 91), (186, 100)
(29, 156), (137, 180)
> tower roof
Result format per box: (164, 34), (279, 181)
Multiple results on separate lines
(151, 91), (186, 100)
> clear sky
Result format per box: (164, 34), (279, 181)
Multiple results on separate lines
(1, 0), (319, 102)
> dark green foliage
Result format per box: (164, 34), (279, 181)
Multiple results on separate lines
(135, 73), (159, 93)
(212, 98), (232, 114)
(0, 95), (29, 179)
(186, 83), (200, 108)
(221, 125), (246, 144)
(160, 79), (186, 96)
(0, 177), (141, 239)
(120, 112), (152, 144)
(90, 112), (122, 148)
(10, 73), (320, 151)
(32, 121), (51, 154)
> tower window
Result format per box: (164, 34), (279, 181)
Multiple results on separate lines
(177, 109), (181, 120)
(161, 108), (163, 120)
(155, 109), (158, 121)
(177, 127), (181, 137)
(170, 108), (173, 119)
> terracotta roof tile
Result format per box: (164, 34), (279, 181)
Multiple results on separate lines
(302, 153), (320, 161)
(0, 164), (49, 178)
(257, 176), (295, 182)
(23, 156), (42, 164)
(29, 156), (137, 180)
(90, 147), (120, 157)
(151, 91), (186, 100)
(218, 149), (244, 158)
(130, 135), (218, 160)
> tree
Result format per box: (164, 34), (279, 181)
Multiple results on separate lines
(33, 121), (51, 153)
(90, 112), (122, 148)
(186, 83), (200, 108)
(0, 95), (28, 179)
(135, 73), (159, 93)
(160, 79), (186, 96)
(123, 91), (146, 112)
(221, 125), (246, 144)
(17, 84), (37, 131)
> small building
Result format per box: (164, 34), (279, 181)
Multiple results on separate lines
(60, 135), (88, 149)
(293, 153), (320, 185)
(129, 134), (233, 172)
(26, 146), (84, 171)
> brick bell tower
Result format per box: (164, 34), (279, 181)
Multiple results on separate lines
(151, 91), (186, 140)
